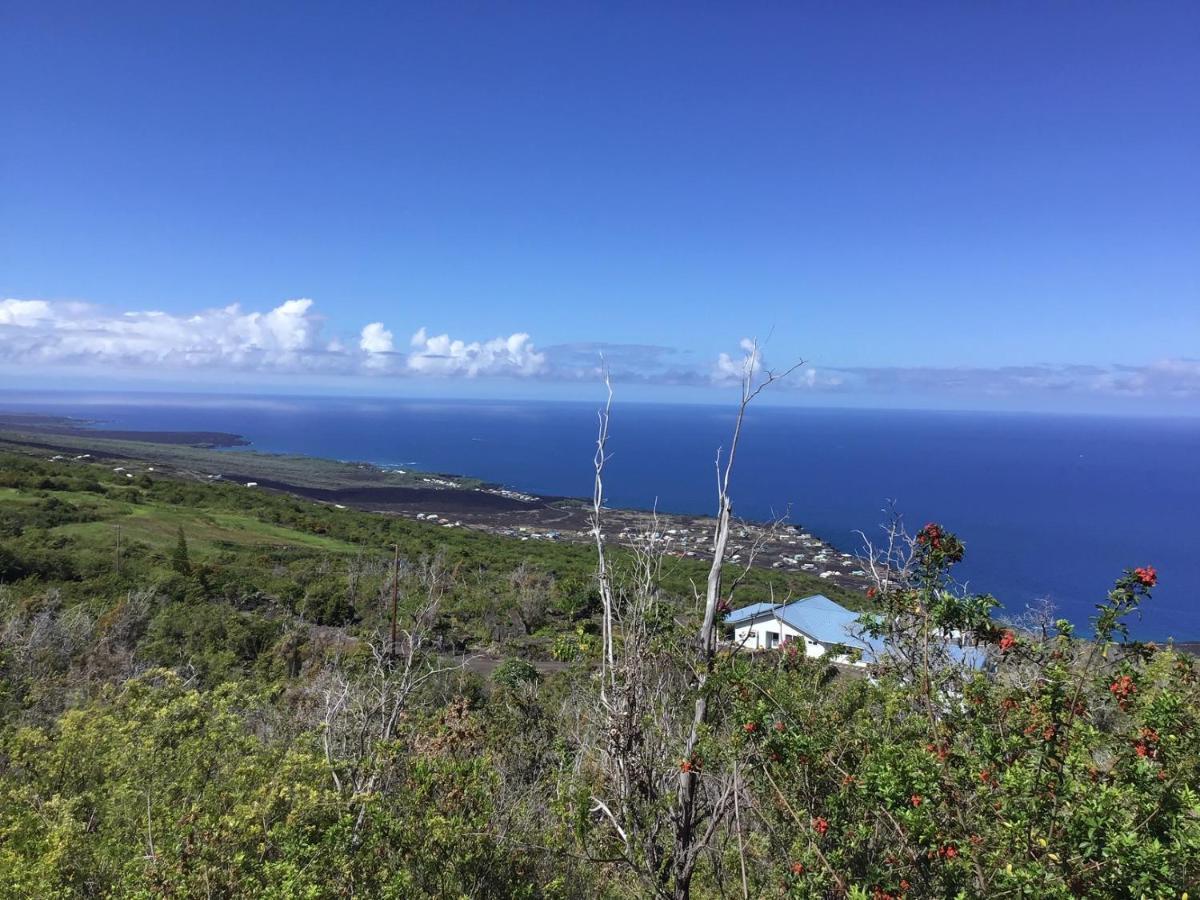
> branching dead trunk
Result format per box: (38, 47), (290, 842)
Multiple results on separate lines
(584, 341), (804, 899)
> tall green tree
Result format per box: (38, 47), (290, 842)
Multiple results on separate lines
(171, 526), (191, 575)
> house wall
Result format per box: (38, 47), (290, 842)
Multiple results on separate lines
(733, 617), (825, 657)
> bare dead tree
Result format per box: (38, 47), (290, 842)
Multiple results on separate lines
(319, 552), (467, 845)
(583, 340), (803, 899)
(592, 365), (617, 700)
(854, 501), (917, 600)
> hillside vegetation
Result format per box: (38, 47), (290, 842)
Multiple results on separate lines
(0, 449), (1196, 898)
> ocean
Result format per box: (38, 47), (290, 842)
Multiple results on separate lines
(2, 392), (1197, 639)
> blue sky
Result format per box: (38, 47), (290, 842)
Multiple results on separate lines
(2, 2), (1197, 412)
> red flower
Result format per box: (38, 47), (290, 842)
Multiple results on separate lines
(866, 586), (878, 599)
(774, 720), (786, 732)
(940, 844), (959, 859)
(979, 769), (991, 784)
(680, 759), (694, 773)
(1109, 675), (1137, 709)
(910, 794), (922, 807)
(1135, 742), (1149, 758)
(1133, 566), (1157, 588)
(899, 879), (911, 891)
(813, 816), (829, 835)
(743, 721), (757, 733)
(789, 861), (805, 875)
(998, 630), (1016, 652)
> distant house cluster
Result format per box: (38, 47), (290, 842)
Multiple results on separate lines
(725, 594), (871, 666)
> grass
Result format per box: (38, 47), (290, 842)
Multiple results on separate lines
(0, 430), (483, 491)
(20, 497), (363, 557)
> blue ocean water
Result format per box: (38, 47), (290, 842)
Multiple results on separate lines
(3, 392), (1198, 639)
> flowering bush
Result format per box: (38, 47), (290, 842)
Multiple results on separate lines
(724, 533), (1200, 897)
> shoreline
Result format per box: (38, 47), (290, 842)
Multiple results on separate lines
(0, 421), (877, 598)
(3, 415), (1196, 643)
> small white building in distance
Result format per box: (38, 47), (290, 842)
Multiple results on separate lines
(724, 594), (871, 665)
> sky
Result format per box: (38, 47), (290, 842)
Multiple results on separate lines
(2, 2), (1198, 413)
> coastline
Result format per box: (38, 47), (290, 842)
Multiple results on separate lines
(3, 409), (1196, 644)
(0, 420), (876, 599)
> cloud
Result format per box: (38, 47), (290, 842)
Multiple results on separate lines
(406, 327), (546, 377)
(714, 338), (762, 384)
(359, 322), (395, 354)
(0, 299), (52, 326)
(539, 342), (707, 384)
(3, 297), (1197, 405)
(821, 360), (1200, 400)
(0, 297), (546, 379)
(0, 297), (329, 370)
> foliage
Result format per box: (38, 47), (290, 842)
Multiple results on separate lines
(0, 450), (1197, 897)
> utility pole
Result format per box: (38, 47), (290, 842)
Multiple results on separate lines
(389, 543), (399, 660)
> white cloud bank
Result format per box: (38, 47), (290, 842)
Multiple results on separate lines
(2, 298), (1196, 405)
(0, 297), (546, 379)
(407, 327), (545, 377)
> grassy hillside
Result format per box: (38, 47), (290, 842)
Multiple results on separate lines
(0, 448), (864, 656)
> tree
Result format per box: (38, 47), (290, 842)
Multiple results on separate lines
(171, 526), (191, 576)
(580, 344), (804, 899)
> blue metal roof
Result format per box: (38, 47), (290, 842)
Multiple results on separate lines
(727, 594), (868, 650)
(727, 595), (988, 668)
(724, 601), (784, 625)
(775, 595), (869, 650)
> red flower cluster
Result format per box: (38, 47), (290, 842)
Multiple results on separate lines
(679, 754), (702, 774)
(743, 721), (758, 733)
(998, 630), (1016, 652)
(1133, 566), (1158, 588)
(916, 523), (944, 549)
(910, 794), (923, 807)
(789, 861), (805, 875)
(1134, 727), (1161, 760)
(813, 816), (829, 836)
(1109, 674), (1137, 710)
(939, 844), (959, 860)
(866, 586), (878, 600)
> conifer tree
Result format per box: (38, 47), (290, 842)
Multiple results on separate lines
(171, 526), (191, 575)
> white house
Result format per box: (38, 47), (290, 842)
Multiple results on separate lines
(724, 594), (871, 666)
